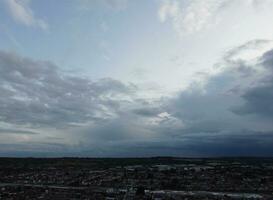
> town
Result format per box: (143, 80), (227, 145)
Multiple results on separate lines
(0, 157), (272, 199)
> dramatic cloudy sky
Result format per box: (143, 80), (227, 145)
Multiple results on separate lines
(0, 0), (273, 157)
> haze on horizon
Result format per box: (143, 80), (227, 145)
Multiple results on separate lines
(0, 0), (273, 157)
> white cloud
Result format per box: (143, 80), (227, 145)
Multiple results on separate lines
(158, 0), (179, 22)
(4, 0), (48, 30)
(158, 0), (228, 35)
(158, 0), (273, 37)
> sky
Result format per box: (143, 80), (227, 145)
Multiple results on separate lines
(0, 0), (273, 157)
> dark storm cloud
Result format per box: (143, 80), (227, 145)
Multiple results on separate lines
(2, 130), (273, 157)
(0, 50), (136, 128)
(188, 131), (273, 157)
(165, 70), (242, 132)
(262, 49), (273, 68)
(232, 49), (273, 118)
(233, 83), (273, 118)
(76, 130), (273, 157)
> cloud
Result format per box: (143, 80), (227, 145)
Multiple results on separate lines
(0, 128), (38, 135)
(158, 0), (179, 23)
(80, 37), (273, 155)
(158, 0), (273, 37)
(132, 107), (162, 117)
(231, 49), (273, 118)
(1, 39), (273, 156)
(250, 0), (273, 9)
(0, 142), (71, 157)
(156, 40), (273, 149)
(0, 50), (136, 128)
(158, 0), (228, 35)
(69, 130), (273, 157)
(4, 0), (48, 30)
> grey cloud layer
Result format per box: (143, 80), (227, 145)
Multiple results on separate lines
(0, 51), (136, 128)
(233, 49), (273, 118)
(0, 128), (38, 135)
(1, 39), (273, 156)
